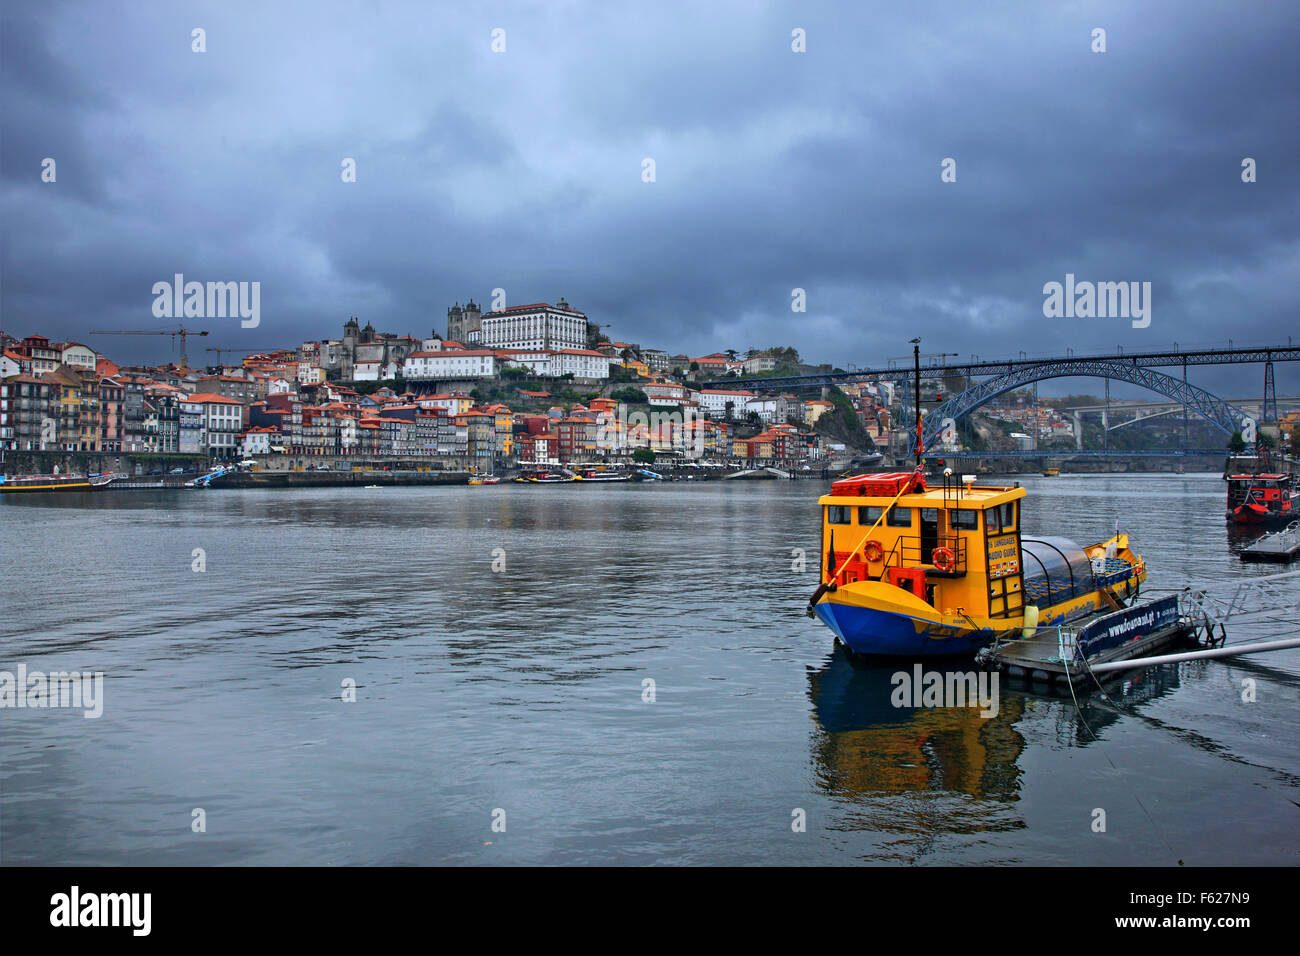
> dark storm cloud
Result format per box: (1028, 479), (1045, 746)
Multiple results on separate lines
(2, 0), (1296, 395)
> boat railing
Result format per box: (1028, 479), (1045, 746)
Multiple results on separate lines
(880, 534), (968, 577)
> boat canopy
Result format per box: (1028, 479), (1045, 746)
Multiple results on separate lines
(1020, 536), (1095, 604)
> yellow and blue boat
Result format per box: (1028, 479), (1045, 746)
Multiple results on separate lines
(807, 469), (1146, 657)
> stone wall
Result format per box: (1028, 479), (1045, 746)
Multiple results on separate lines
(0, 450), (208, 476)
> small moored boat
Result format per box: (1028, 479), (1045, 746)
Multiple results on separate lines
(806, 341), (1147, 658)
(0, 473), (114, 494)
(1222, 452), (1294, 528)
(513, 470), (576, 483)
(807, 470), (1147, 657)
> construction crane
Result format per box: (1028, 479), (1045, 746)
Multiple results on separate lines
(205, 346), (240, 366)
(91, 326), (209, 369)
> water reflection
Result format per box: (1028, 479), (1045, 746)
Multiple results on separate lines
(806, 646), (1029, 860)
(809, 647), (1026, 797)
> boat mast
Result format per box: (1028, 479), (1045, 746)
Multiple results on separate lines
(912, 338), (923, 469)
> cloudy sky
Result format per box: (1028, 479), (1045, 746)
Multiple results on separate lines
(2, 0), (1297, 396)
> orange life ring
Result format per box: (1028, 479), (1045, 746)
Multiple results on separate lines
(932, 546), (955, 572)
(863, 540), (884, 562)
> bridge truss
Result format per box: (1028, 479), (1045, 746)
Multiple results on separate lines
(917, 359), (1254, 451)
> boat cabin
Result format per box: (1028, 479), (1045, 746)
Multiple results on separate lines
(1226, 472), (1294, 514)
(818, 472), (1028, 619)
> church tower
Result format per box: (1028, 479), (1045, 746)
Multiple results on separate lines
(462, 299), (481, 344)
(447, 302), (463, 341)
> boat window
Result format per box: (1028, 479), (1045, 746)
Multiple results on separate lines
(858, 505), (883, 526)
(827, 506), (852, 525)
(951, 509), (979, 530)
(920, 508), (940, 524)
(995, 502), (1017, 532)
(886, 507), (913, 528)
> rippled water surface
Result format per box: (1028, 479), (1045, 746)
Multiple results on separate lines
(2, 474), (1297, 865)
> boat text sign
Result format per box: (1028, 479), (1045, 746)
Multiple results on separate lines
(1076, 595), (1179, 659)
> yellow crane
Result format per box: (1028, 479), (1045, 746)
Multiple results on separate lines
(90, 326), (210, 369)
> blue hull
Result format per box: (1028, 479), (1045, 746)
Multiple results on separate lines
(814, 601), (994, 657)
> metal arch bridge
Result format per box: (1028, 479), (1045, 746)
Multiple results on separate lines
(917, 358), (1254, 451)
(703, 343), (1300, 391)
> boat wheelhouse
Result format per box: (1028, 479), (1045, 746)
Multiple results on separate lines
(808, 470), (1146, 657)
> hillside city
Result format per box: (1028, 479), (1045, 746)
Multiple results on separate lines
(2, 297), (1133, 471)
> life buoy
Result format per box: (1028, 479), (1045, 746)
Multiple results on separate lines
(864, 539), (884, 562)
(932, 546), (955, 572)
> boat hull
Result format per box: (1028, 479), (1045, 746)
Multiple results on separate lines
(813, 573), (1142, 658)
(813, 601), (992, 656)
(0, 475), (111, 494)
(1226, 501), (1297, 525)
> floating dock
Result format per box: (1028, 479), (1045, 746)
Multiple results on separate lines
(981, 569), (1300, 686)
(980, 595), (1194, 686)
(1240, 522), (1300, 563)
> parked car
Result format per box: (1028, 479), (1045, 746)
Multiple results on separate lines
(146, 468), (163, 476)
(169, 467), (185, 474)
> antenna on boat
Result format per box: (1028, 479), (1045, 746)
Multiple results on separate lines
(911, 338), (923, 470)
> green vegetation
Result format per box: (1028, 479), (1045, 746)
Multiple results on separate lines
(466, 378), (599, 411)
(817, 390), (873, 451)
(760, 346), (801, 366)
(351, 378), (408, 395)
(1228, 431), (1246, 453)
(610, 387), (648, 404)
(608, 366), (642, 384)
(632, 448), (656, 464)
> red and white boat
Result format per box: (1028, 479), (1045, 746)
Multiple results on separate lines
(1224, 451), (1297, 525)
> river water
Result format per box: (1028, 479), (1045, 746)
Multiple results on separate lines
(1, 474), (1296, 865)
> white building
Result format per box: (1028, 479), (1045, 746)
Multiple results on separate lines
(698, 388), (755, 418)
(296, 363), (326, 384)
(417, 393), (473, 415)
(353, 360), (381, 382)
(499, 349), (554, 376)
(643, 383), (690, 406)
(479, 299), (588, 351)
(181, 393), (244, 456)
(403, 350), (498, 380)
(240, 429), (272, 457)
(552, 349), (610, 380)
(60, 342), (98, 371)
